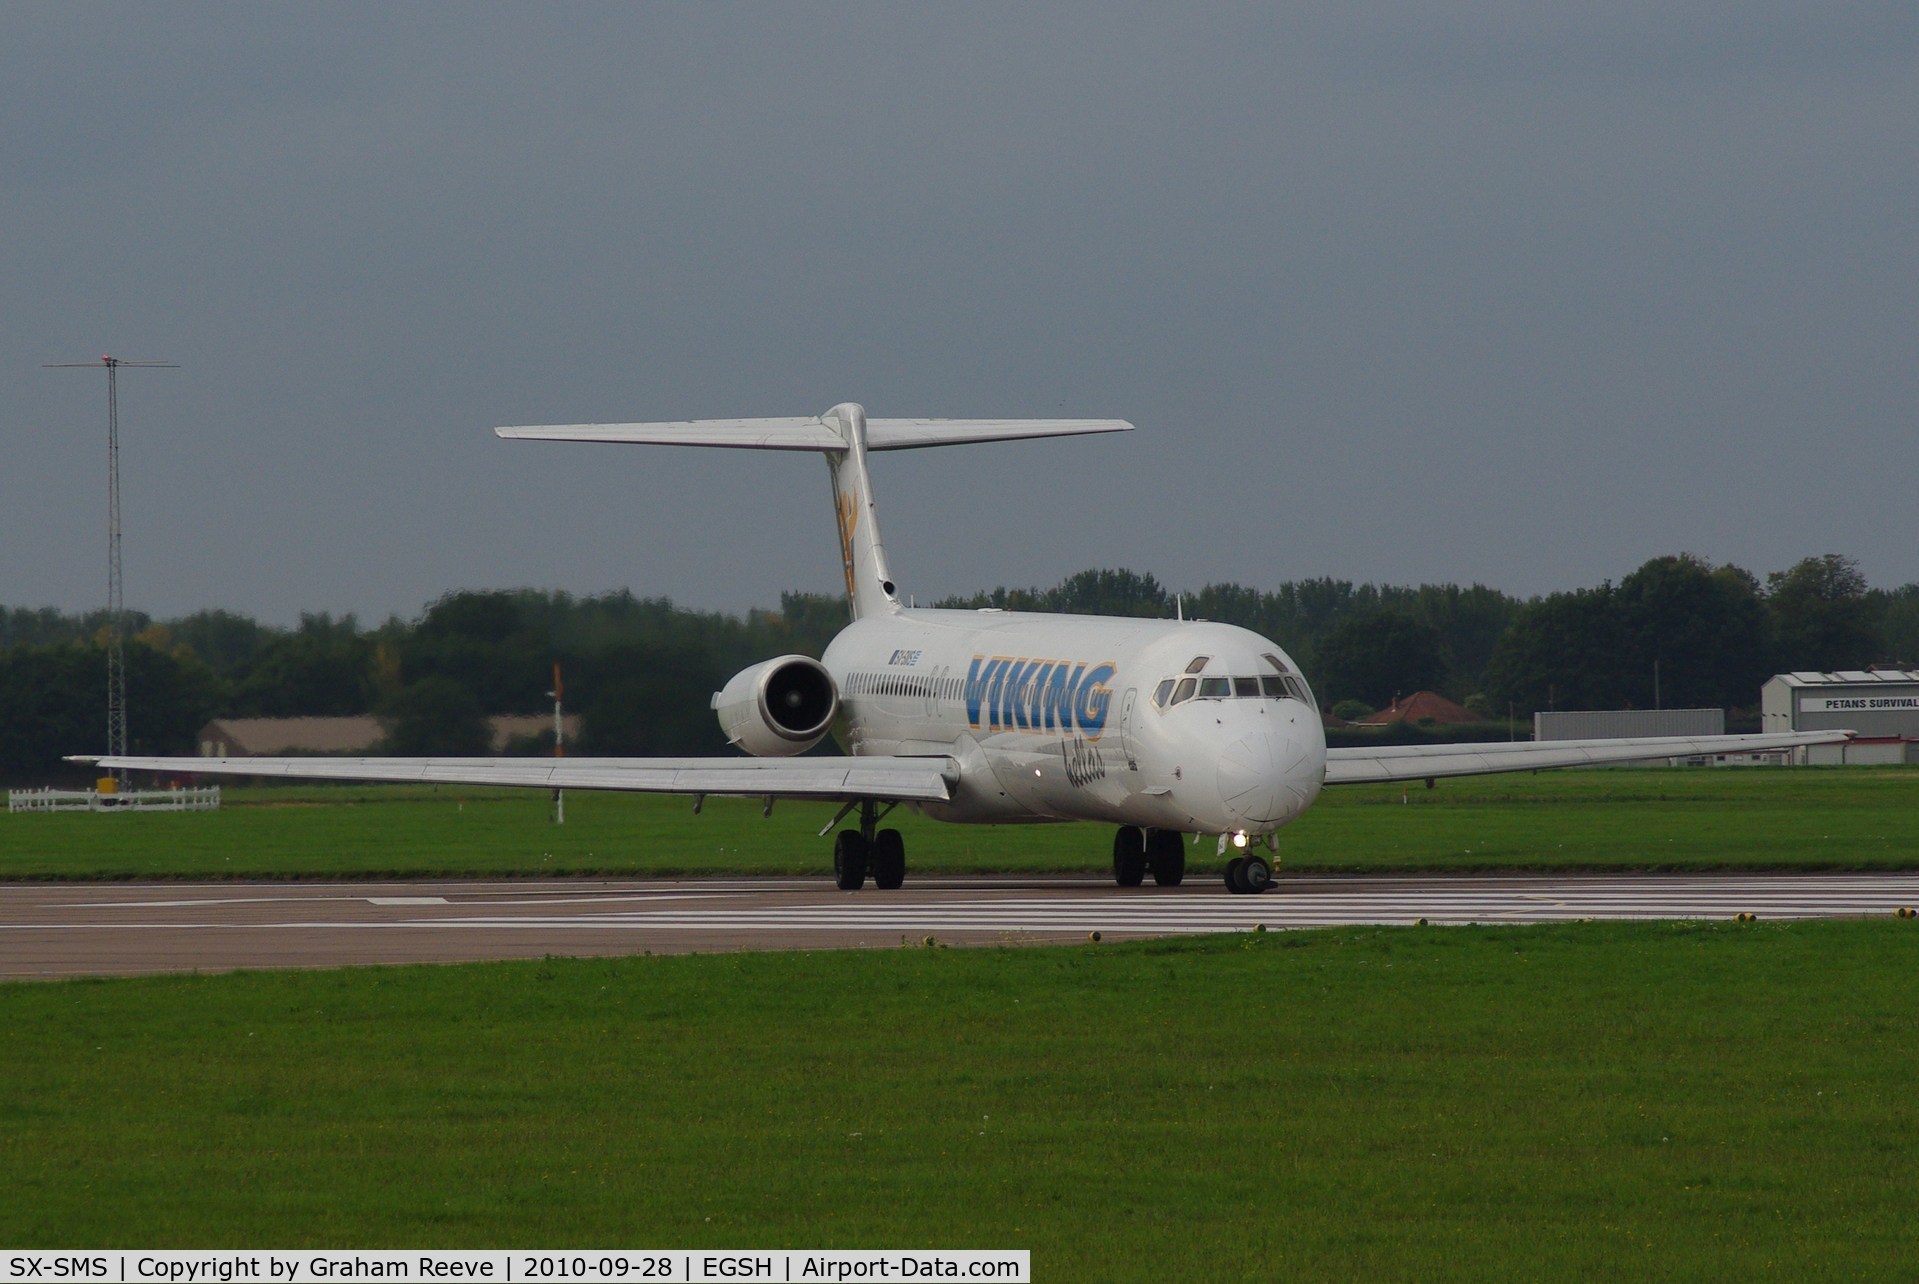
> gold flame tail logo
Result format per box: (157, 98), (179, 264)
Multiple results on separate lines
(834, 490), (860, 602)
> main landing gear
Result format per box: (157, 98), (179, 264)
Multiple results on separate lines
(833, 800), (904, 891)
(1111, 826), (1187, 887)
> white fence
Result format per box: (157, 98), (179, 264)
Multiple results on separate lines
(7, 786), (221, 813)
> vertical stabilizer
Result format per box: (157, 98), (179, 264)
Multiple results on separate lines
(821, 403), (900, 620)
(495, 404), (1134, 624)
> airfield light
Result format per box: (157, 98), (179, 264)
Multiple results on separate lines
(548, 662), (565, 825)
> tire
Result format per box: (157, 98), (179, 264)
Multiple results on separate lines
(1224, 855), (1247, 893)
(871, 828), (906, 890)
(1113, 826), (1146, 887)
(833, 830), (868, 891)
(1147, 829), (1185, 886)
(1240, 856), (1273, 894)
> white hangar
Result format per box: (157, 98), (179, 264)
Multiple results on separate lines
(1761, 669), (1919, 764)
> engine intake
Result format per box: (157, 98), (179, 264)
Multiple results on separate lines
(712, 655), (839, 756)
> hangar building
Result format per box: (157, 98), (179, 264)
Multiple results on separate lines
(1761, 669), (1919, 764)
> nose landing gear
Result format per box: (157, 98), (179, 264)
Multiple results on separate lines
(1224, 854), (1273, 895)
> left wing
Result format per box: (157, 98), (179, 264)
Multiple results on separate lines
(1323, 730), (1849, 786)
(73, 754), (956, 803)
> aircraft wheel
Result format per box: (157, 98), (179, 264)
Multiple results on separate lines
(871, 828), (906, 890)
(1224, 855), (1247, 893)
(1240, 856), (1273, 894)
(833, 830), (869, 891)
(1147, 829), (1185, 886)
(1113, 826), (1146, 887)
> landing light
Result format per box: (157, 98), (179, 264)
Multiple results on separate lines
(1232, 831), (1249, 849)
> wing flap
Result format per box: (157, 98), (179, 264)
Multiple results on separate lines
(77, 755), (956, 802)
(1323, 730), (1850, 785)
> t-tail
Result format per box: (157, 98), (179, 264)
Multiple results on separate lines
(496, 403), (1133, 619)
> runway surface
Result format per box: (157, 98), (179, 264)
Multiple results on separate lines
(4, 871), (1919, 979)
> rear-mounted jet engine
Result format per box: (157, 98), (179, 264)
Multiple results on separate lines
(712, 654), (839, 756)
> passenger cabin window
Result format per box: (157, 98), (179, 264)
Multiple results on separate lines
(1172, 677), (1197, 705)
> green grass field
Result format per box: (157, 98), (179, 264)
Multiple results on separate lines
(3, 766), (1916, 879)
(5, 920), (1918, 1276)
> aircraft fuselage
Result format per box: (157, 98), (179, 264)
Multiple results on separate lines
(823, 609), (1328, 837)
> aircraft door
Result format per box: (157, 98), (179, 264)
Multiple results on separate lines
(1118, 688), (1138, 771)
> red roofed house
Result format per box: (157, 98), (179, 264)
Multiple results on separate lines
(1355, 691), (1488, 727)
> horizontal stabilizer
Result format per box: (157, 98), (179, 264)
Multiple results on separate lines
(865, 418), (1133, 451)
(496, 419), (846, 451)
(495, 416), (1132, 452)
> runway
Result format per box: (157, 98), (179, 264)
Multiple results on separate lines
(4, 871), (1918, 979)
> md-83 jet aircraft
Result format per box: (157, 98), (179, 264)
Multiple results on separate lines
(85, 403), (1849, 893)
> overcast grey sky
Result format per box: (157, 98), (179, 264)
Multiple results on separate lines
(4, 3), (1915, 626)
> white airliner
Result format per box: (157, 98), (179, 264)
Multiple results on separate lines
(86, 403), (1848, 893)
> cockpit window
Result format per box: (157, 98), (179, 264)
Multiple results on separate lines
(1184, 656), (1210, 674)
(1164, 670), (1312, 705)
(1261, 652), (1290, 674)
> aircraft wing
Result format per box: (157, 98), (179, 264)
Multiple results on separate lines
(74, 754), (957, 803)
(1322, 730), (1850, 786)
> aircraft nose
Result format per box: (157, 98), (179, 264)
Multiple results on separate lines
(1215, 728), (1311, 825)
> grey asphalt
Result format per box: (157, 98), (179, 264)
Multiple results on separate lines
(4, 872), (1918, 980)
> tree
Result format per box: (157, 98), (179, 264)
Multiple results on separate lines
(1615, 555), (1770, 709)
(0, 640), (222, 782)
(379, 677), (489, 756)
(1871, 584), (1919, 669)
(402, 591), (552, 712)
(1483, 586), (1632, 715)
(167, 609), (273, 677)
(1312, 609), (1449, 708)
(1767, 555), (1881, 672)
(232, 615), (376, 716)
(579, 642), (735, 755)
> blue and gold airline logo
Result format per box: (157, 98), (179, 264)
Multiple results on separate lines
(833, 490), (859, 602)
(965, 655), (1118, 738)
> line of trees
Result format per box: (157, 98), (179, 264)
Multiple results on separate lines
(3, 554), (1916, 781)
(935, 556), (1919, 714)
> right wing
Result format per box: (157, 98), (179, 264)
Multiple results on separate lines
(1323, 730), (1849, 786)
(73, 754), (956, 803)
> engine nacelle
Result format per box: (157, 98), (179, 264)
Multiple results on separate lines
(712, 655), (839, 756)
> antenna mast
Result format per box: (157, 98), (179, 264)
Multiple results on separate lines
(44, 355), (178, 779)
